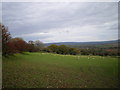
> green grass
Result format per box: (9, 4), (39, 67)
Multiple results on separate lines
(3, 52), (118, 88)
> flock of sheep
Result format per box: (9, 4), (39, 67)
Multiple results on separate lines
(40, 53), (105, 60)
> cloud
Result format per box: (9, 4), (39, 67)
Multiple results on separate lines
(2, 2), (118, 43)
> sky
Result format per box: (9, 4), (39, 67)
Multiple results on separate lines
(2, 2), (118, 43)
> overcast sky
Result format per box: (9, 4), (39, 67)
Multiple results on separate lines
(2, 2), (118, 43)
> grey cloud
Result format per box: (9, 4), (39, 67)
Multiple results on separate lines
(2, 2), (118, 42)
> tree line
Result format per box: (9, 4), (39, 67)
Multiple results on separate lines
(1, 24), (44, 56)
(1, 24), (80, 56)
(43, 44), (80, 55)
(1, 24), (119, 56)
(80, 48), (119, 56)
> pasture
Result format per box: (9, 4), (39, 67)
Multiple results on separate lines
(3, 52), (118, 88)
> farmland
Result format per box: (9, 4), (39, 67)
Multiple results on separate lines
(3, 52), (118, 88)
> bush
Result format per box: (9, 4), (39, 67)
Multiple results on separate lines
(47, 44), (80, 55)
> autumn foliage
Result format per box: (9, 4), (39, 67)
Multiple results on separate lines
(1, 24), (43, 56)
(1, 24), (11, 56)
(7, 38), (29, 54)
(1, 24), (119, 56)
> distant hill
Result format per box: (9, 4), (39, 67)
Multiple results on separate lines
(45, 40), (119, 47)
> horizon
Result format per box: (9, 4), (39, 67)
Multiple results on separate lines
(44, 39), (119, 44)
(2, 2), (118, 43)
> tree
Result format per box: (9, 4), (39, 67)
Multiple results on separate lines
(47, 44), (59, 53)
(69, 48), (80, 55)
(1, 24), (11, 56)
(58, 45), (69, 55)
(34, 40), (44, 50)
(8, 37), (28, 53)
(28, 40), (38, 52)
(28, 40), (34, 45)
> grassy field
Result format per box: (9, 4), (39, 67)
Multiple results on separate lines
(3, 52), (118, 88)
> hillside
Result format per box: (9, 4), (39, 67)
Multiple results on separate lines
(3, 52), (118, 88)
(45, 40), (119, 49)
